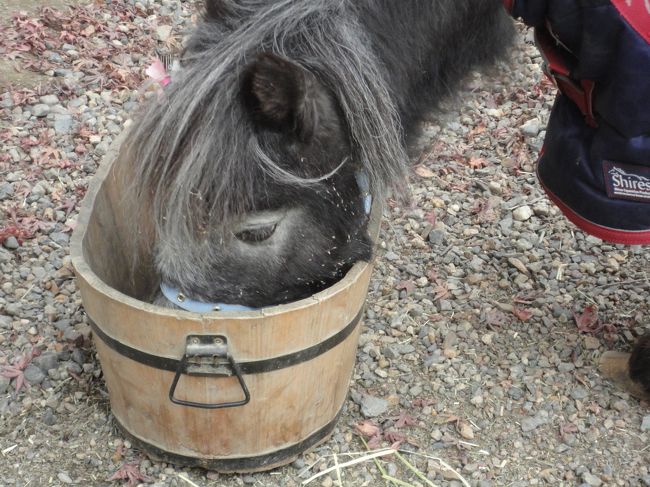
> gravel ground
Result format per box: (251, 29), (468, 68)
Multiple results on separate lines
(1, 2), (649, 486)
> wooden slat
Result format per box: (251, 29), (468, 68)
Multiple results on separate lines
(71, 133), (379, 470)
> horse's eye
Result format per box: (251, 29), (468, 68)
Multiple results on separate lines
(235, 224), (278, 243)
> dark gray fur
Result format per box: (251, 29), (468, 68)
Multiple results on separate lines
(125, 0), (514, 308)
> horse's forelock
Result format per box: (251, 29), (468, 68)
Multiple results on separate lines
(126, 0), (408, 253)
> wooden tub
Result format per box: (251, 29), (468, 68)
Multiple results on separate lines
(70, 135), (379, 472)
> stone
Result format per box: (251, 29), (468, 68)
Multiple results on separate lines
(428, 228), (446, 245)
(641, 415), (650, 432)
(0, 182), (13, 200)
(350, 390), (389, 418)
(156, 25), (173, 41)
(571, 386), (588, 400)
(0, 376), (10, 394)
(34, 352), (60, 373)
(54, 114), (73, 134)
(512, 205), (533, 221)
(23, 364), (46, 384)
(3, 236), (19, 250)
(57, 472), (73, 484)
(40, 94), (60, 105)
(0, 248), (12, 262)
(0, 93), (14, 108)
(583, 336), (600, 350)
(581, 472), (602, 487)
(50, 232), (70, 246)
(521, 411), (548, 432)
(521, 118), (542, 136)
(42, 408), (57, 426)
(54, 319), (71, 331)
(32, 104), (50, 117)
(0, 316), (11, 329)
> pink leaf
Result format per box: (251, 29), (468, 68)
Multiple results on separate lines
(396, 280), (415, 294)
(512, 306), (533, 322)
(355, 420), (381, 439)
(574, 305), (602, 333)
(107, 463), (152, 486)
(393, 412), (418, 429)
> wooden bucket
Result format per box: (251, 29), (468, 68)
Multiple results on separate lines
(70, 135), (379, 472)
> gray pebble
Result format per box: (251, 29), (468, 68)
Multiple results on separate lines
(54, 114), (73, 134)
(32, 104), (50, 117)
(156, 25), (173, 41)
(521, 411), (548, 432)
(71, 349), (87, 365)
(0, 182), (14, 201)
(428, 229), (446, 245)
(570, 386), (588, 400)
(57, 472), (73, 484)
(641, 415), (650, 432)
(42, 408), (57, 426)
(0, 316), (11, 329)
(50, 232), (70, 246)
(557, 362), (575, 373)
(63, 328), (82, 343)
(4, 303), (20, 316)
(0, 248), (12, 262)
(40, 94), (60, 105)
(3, 236), (19, 250)
(0, 376), (10, 394)
(581, 472), (602, 487)
(350, 390), (389, 418)
(54, 319), (71, 331)
(64, 361), (83, 375)
(23, 364), (45, 384)
(512, 205), (533, 221)
(34, 352), (60, 373)
(521, 118), (541, 136)
(0, 93), (14, 108)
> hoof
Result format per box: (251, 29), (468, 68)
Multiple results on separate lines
(599, 351), (650, 401)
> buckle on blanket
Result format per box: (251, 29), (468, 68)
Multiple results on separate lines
(535, 23), (598, 128)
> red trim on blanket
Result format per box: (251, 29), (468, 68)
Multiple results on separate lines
(539, 178), (650, 245)
(502, 0), (514, 13)
(610, 0), (650, 44)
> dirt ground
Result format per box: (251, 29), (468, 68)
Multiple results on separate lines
(0, 0), (85, 88)
(1, 1), (649, 487)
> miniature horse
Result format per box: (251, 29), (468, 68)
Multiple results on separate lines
(124, 0), (513, 308)
(122, 0), (650, 399)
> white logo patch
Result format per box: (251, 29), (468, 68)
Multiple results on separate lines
(604, 161), (650, 202)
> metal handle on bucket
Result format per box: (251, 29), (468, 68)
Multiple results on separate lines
(168, 334), (250, 409)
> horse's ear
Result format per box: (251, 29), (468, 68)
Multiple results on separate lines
(243, 53), (321, 142)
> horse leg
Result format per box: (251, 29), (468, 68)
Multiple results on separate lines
(599, 334), (650, 401)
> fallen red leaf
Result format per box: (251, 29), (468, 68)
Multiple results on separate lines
(0, 348), (41, 395)
(574, 305), (602, 333)
(355, 420), (381, 439)
(393, 411), (418, 429)
(384, 430), (406, 444)
(107, 463), (152, 486)
(467, 157), (488, 169)
(512, 306), (533, 322)
(412, 398), (435, 408)
(367, 434), (383, 449)
(396, 280), (415, 294)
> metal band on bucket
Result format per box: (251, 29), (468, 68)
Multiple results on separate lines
(87, 306), (364, 375)
(113, 407), (343, 472)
